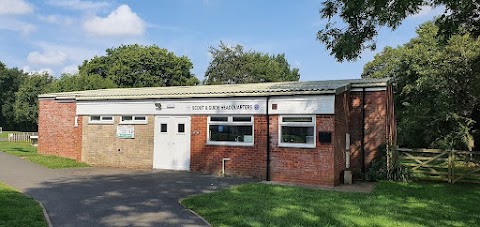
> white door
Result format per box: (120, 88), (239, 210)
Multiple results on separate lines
(153, 116), (191, 170)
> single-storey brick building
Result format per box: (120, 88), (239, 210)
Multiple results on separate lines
(38, 78), (395, 186)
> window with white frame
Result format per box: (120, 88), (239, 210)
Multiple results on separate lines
(279, 115), (316, 148)
(208, 116), (254, 145)
(120, 115), (147, 124)
(89, 115), (114, 124)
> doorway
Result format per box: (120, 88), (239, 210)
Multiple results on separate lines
(153, 116), (191, 170)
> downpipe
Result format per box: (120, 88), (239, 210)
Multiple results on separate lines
(222, 158), (231, 176)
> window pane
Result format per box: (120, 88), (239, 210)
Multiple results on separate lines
(209, 125), (253, 142)
(90, 116), (101, 121)
(178, 124), (185, 133)
(135, 116), (146, 121)
(282, 117), (313, 123)
(161, 124), (167, 132)
(102, 116), (113, 121)
(122, 116), (133, 121)
(210, 116), (228, 122)
(281, 126), (314, 144)
(233, 116), (252, 122)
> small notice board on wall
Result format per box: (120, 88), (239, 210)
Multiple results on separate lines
(117, 125), (134, 139)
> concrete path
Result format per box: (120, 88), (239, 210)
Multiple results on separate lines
(0, 152), (255, 227)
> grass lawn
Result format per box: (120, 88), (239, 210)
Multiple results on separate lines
(181, 182), (480, 227)
(0, 182), (47, 227)
(0, 141), (89, 169)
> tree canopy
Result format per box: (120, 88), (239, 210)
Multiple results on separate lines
(317, 0), (480, 61)
(14, 73), (55, 131)
(79, 44), (199, 88)
(363, 22), (480, 150)
(49, 73), (117, 93)
(0, 62), (26, 130)
(203, 42), (300, 85)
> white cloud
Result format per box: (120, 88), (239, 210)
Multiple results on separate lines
(0, 0), (33, 15)
(32, 42), (100, 62)
(38, 14), (74, 26)
(22, 42), (103, 77)
(83, 5), (146, 37)
(47, 0), (109, 11)
(62, 64), (79, 74)
(0, 18), (35, 34)
(22, 66), (54, 75)
(410, 5), (445, 18)
(27, 50), (68, 66)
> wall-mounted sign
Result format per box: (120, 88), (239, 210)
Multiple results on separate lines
(117, 125), (134, 139)
(190, 104), (257, 111)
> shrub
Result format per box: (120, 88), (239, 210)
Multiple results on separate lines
(366, 144), (411, 182)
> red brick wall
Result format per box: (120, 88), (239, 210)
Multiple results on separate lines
(386, 85), (397, 148)
(348, 90), (388, 178)
(38, 99), (82, 161)
(364, 91), (387, 166)
(349, 92), (363, 177)
(334, 93), (348, 185)
(269, 115), (337, 186)
(190, 115), (268, 179)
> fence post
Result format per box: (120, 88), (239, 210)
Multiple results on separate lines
(448, 150), (457, 184)
(448, 150), (452, 183)
(451, 150), (455, 183)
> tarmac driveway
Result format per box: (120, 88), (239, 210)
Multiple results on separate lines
(0, 152), (255, 227)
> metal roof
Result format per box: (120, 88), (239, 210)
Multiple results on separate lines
(39, 78), (390, 101)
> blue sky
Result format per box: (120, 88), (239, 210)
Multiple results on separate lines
(0, 0), (443, 81)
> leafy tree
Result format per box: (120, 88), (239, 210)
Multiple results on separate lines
(318, 0), (480, 61)
(0, 62), (26, 130)
(14, 73), (54, 131)
(363, 22), (480, 150)
(204, 42), (300, 85)
(49, 73), (117, 92)
(79, 44), (199, 88)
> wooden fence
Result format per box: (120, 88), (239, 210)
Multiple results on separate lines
(398, 148), (480, 184)
(7, 132), (37, 143)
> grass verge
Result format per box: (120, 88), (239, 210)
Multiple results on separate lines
(182, 182), (480, 227)
(0, 141), (89, 169)
(0, 131), (20, 139)
(0, 182), (47, 227)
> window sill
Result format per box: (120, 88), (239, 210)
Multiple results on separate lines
(207, 141), (254, 147)
(88, 122), (114, 125)
(278, 143), (316, 149)
(119, 121), (148, 125)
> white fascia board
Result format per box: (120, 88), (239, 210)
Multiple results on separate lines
(269, 95), (335, 114)
(76, 97), (268, 115)
(76, 95), (336, 116)
(350, 87), (386, 92)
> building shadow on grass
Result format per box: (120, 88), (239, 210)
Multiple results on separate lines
(24, 170), (256, 227)
(182, 182), (480, 226)
(10, 147), (33, 153)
